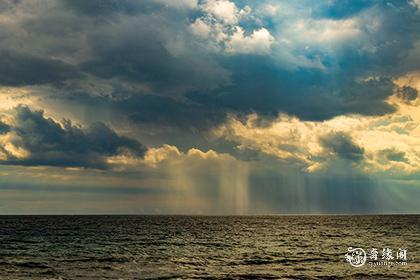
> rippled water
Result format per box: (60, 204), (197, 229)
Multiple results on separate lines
(0, 215), (418, 279)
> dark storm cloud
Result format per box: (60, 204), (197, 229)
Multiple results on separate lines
(0, 106), (146, 169)
(340, 1), (420, 77)
(186, 1), (419, 121)
(62, 0), (138, 16)
(61, 0), (180, 16)
(0, 121), (10, 134)
(121, 95), (225, 129)
(60, 0), (230, 96)
(378, 148), (407, 163)
(396, 86), (418, 102)
(0, 0), (419, 127)
(320, 132), (364, 161)
(60, 92), (226, 129)
(0, 51), (80, 86)
(80, 41), (228, 95)
(0, 0), (228, 95)
(188, 59), (396, 120)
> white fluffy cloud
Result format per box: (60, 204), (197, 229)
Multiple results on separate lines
(202, 0), (239, 24)
(188, 0), (380, 66)
(288, 18), (362, 45)
(410, 0), (420, 10)
(227, 27), (274, 54)
(189, 0), (274, 55)
(189, 18), (211, 38)
(107, 144), (240, 169)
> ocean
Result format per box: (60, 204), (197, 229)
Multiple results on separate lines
(0, 215), (418, 279)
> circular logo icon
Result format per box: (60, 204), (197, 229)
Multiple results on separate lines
(345, 247), (366, 267)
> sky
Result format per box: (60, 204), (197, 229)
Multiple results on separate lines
(0, 0), (419, 214)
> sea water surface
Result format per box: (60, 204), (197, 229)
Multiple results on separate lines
(0, 215), (418, 279)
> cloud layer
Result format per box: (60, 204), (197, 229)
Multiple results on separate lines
(0, 0), (419, 213)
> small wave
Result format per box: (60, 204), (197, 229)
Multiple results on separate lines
(346, 272), (409, 279)
(96, 256), (132, 263)
(240, 258), (289, 265)
(234, 256), (332, 266)
(202, 273), (280, 279)
(13, 261), (51, 269)
(58, 256), (131, 263)
(3, 238), (41, 244)
(143, 275), (184, 280)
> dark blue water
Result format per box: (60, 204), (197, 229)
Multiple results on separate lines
(0, 215), (418, 279)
